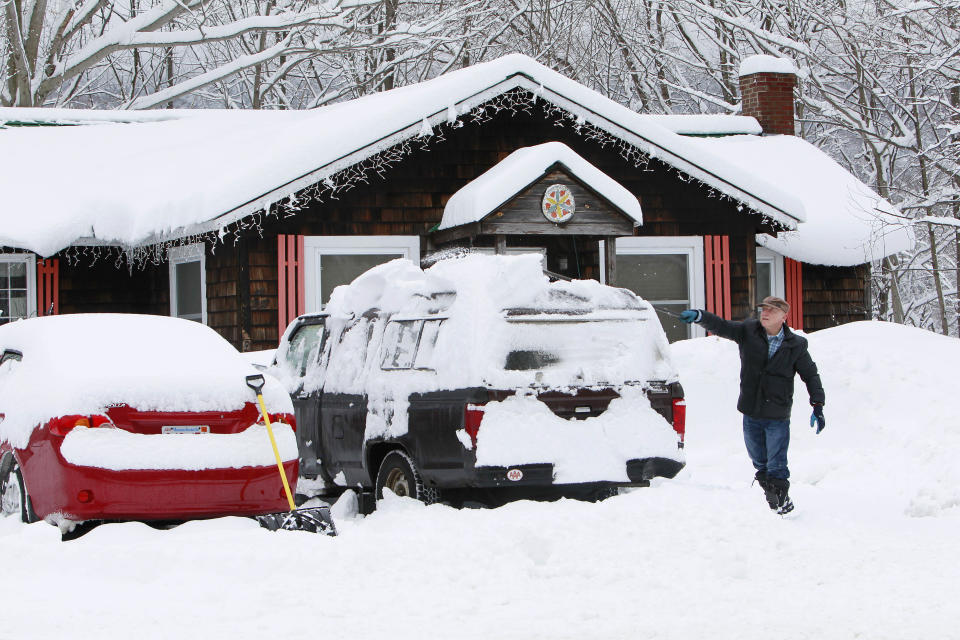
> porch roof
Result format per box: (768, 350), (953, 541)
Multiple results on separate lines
(438, 142), (643, 231)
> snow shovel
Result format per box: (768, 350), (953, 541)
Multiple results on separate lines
(245, 374), (336, 536)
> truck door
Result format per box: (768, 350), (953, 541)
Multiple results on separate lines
(276, 319), (328, 480)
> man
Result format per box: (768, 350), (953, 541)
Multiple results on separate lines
(679, 297), (825, 515)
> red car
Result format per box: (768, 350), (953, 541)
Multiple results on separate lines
(0, 314), (297, 527)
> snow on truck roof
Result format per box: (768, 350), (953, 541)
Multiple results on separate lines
(0, 54), (907, 265)
(307, 254), (676, 400)
(0, 314), (291, 449)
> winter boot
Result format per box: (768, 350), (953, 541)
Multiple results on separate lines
(753, 471), (778, 510)
(768, 478), (794, 515)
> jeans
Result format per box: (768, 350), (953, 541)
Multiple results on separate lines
(742, 415), (791, 480)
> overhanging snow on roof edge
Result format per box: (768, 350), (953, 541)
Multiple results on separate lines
(126, 73), (800, 248)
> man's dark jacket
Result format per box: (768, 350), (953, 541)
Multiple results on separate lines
(698, 311), (825, 419)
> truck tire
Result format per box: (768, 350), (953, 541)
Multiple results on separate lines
(375, 450), (440, 505)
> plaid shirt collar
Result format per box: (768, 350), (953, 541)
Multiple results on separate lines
(766, 325), (786, 359)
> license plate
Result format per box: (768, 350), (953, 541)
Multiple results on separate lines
(161, 425), (210, 434)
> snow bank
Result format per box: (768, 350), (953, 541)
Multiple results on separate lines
(59, 423), (296, 470)
(0, 54), (810, 257)
(0, 314), (292, 449)
(739, 55), (797, 76)
(439, 142), (642, 229)
(474, 388), (682, 482)
(680, 135), (913, 265)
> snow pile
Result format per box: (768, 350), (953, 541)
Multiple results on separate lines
(0, 54), (814, 256)
(59, 423), (296, 470)
(0, 314), (291, 449)
(474, 388), (681, 482)
(739, 54), (797, 76)
(681, 135), (913, 265)
(439, 141), (643, 229)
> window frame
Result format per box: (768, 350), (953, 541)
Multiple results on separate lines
(168, 243), (207, 324)
(0, 253), (37, 324)
(303, 236), (420, 312)
(756, 247), (786, 302)
(599, 236), (706, 339)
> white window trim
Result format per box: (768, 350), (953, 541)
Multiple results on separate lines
(756, 247), (785, 300)
(304, 236), (420, 313)
(168, 243), (207, 324)
(0, 253), (37, 322)
(599, 236), (706, 339)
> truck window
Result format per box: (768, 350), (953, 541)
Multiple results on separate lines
(380, 319), (444, 371)
(283, 323), (325, 378)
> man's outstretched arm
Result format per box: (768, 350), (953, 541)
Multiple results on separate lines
(682, 309), (747, 343)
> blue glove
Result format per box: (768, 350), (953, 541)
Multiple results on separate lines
(679, 309), (700, 324)
(810, 404), (825, 434)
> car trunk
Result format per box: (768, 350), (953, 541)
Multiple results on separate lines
(106, 402), (265, 435)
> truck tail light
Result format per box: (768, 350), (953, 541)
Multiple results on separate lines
(464, 403), (486, 449)
(671, 398), (686, 448)
(49, 414), (116, 436)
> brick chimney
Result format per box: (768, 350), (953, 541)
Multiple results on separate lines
(738, 55), (797, 135)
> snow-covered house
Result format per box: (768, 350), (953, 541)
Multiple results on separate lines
(0, 54), (911, 348)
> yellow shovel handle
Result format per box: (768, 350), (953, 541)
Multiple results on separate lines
(256, 393), (297, 512)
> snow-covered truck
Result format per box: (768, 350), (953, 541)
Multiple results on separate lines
(270, 254), (685, 509)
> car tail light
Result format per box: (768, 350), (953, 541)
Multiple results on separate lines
(49, 414), (116, 436)
(464, 403), (486, 449)
(265, 413), (296, 432)
(671, 398), (686, 448)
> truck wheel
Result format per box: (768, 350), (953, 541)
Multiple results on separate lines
(1, 459), (37, 523)
(375, 450), (440, 505)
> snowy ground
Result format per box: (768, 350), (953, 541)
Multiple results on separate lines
(2, 321), (958, 639)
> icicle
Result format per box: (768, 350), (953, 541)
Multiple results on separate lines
(446, 104), (458, 125)
(418, 117), (433, 138)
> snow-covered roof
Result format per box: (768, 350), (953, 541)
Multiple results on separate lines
(739, 55), (797, 76)
(439, 142), (642, 230)
(0, 54), (810, 257)
(678, 135), (913, 266)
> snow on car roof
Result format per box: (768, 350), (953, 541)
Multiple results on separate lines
(674, 135), (913, 266)
(0, 314), (291, 449)
(0, 54), (810, 257)
(438, 142), (643, 230)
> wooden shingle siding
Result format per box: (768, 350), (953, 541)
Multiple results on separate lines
(58, 258), (168, 316)
(802, 264), (870, 331)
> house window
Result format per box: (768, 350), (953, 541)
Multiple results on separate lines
(600, 237), (705, 342)
(168, 243), (206, 323)
(303, 236), (420, 311)
(0, 254), (36, 325)
(756, 247), (785, 303)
